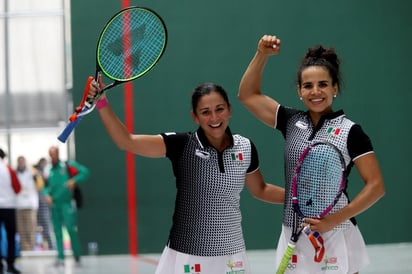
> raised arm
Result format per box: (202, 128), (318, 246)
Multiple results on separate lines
(89, 75), (166, 158)
(238, 35), (282, 128)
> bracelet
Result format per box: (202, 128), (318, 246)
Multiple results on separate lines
(96, 97), (109, 110)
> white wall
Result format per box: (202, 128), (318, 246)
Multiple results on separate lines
(0, 125), (70, 168)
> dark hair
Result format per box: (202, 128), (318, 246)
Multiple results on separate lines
(297, 45), (342, 89)
(0, 148), (6, 159)
(191, 83), (230, 114)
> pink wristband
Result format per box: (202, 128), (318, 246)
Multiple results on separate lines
(96, 97), (109, 110)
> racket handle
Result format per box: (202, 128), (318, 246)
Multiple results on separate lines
(276, 244), (296, 274)
(57, 115), (84, 143)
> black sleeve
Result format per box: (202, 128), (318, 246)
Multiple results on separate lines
(247, 141), (260, 173)
(347, 124), (374, 160)
(160, 132), (189, 160)
(276, 105), (301, 138)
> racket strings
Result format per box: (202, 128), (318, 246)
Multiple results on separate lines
(296, 144), (344, 218)
(98, 8), (166, 81)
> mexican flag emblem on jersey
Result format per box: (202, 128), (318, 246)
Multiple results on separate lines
(327, 127), (341, 136)
(231, 152), (243, 161)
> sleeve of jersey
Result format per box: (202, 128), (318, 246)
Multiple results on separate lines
(161, 132), (188, 160)
(347, 124), (374, 160)
(69, 161), (90, 184)
(246, 141), (260, 173)
(276, 105), (301, 138)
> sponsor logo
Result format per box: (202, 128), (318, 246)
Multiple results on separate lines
(321, 256), (339, 271)
(287, 254), (298, 270)
(195, 149), (210, 159)
(226, 259), (245, 274)
(295, 120), (308, 130)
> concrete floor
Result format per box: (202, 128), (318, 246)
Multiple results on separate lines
(10, 242), (412, 274)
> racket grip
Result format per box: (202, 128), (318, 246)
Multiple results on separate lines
(57, 115), (84, 143)
(276, 244), (295, 274)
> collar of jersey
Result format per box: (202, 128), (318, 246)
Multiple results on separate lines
(196, 126), (234, 149)
(304, 109), (345, 123)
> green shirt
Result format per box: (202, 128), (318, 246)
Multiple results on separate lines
(44, 160), (90, 204)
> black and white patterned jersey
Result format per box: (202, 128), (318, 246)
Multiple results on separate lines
(276, 106), (374, 230)
(160, 126), (259, 256)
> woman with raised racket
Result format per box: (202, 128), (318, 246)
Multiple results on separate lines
(88, 77), (285, 274)
(238, 35), (385, 273)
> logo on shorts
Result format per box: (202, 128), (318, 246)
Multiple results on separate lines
(321, 256), (339, 271)
(183, 263), (201, 273)
(226, 259), (245, 274)
(287, 254), (298, 270)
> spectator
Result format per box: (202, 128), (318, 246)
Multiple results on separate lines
(0, 148), (22, 274)
(15, 156), (42, 251)
(33, 158), (54, 250)
(43, 146), (90, 267)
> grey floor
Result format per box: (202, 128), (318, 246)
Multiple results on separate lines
(14, 242), (412, 274)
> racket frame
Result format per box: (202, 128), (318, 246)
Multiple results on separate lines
(95, 6), (168, 83)
(85, 6), (168, 107)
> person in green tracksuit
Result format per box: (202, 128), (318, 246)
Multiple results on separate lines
(44, 146), (90, 267)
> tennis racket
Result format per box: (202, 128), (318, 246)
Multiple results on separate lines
(58, 6), (167, 143)
(276, 141), (346, 274)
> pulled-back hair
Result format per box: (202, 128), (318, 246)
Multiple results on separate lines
(297, 45), (342, 89)
(191, 82), (230, 114)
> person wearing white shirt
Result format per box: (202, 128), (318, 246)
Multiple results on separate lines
(16, 156), (42, 251)
(0, 148), (22, 274)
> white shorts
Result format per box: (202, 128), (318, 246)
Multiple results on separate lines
(155, 246), (252, 274)
(275, 223), (369, 274)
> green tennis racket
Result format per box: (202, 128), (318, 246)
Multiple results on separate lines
(58, 6), (167, 143)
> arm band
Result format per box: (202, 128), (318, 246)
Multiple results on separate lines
(96, 97), (109, 110)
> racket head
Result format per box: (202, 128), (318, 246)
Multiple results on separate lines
(292, 141), (346, 219)
(96, 6), (167, 82)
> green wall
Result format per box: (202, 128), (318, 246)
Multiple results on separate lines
(71, 0), (412, 254)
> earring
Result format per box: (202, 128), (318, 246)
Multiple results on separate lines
(333, 95), (337, 98)
(299, 97), (303, 100)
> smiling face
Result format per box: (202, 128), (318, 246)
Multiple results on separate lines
(191, 91), (232, 145)
(298, 66), (338, 123)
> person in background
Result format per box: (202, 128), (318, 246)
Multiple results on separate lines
(15, 156), (43, 251)
(43, 146), (90, 267)
(0, 148), (22, 274)
(238, 34), (385, 273)
(33, 158), (54, 250)
(88, 78), (285, 274)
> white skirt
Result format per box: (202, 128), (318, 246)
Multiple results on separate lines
(275, 223), (369, 274)
(155, 246), (252, 274)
